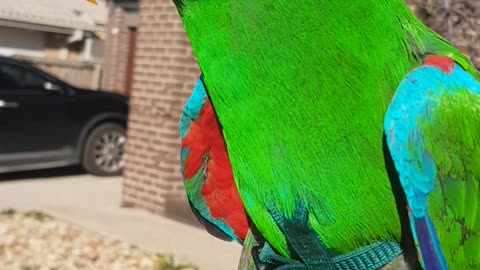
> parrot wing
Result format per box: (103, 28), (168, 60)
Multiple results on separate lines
(180, 76), (249, 243)
(384, 55), (480, 270)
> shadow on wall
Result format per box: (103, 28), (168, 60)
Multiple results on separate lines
(121, 192), (204, 229)
(163, 193), (203, 229)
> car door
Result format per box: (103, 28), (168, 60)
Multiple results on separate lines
(0, 61), (75, 168)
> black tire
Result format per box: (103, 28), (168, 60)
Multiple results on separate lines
(82, 123), (126, 176)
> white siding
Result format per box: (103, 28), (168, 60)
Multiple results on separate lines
(0, 26), (45, 58)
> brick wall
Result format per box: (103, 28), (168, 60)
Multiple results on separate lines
(102, 4), (130, 94)
(122, 0), (200, 222)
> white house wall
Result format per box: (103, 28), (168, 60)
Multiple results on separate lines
(0, 26), (45, 58)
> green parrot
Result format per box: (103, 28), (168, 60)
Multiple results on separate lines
(176, 0), (480, 269)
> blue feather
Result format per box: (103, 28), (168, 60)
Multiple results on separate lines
(179, 75), (207, 139)
(413, 215), (448, 270)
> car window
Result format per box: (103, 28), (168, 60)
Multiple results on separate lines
(0, 63), (47, 91)
(0, 69), (18, 89)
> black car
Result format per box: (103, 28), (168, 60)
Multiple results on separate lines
(0, 56), (128, 176)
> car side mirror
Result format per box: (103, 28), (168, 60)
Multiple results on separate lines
(43, 82), (62, 92)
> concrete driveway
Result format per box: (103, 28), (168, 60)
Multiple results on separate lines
(0, 167), (242, 270)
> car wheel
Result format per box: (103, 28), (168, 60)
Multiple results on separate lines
(82, 123), (126, 176)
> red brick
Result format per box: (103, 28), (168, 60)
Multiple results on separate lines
(102, 6), (132, 94)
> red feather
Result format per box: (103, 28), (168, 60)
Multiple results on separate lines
(424, 55), (454, 74)
(182, 99), (249, 240)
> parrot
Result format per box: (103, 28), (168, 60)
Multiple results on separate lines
(175, 0), (480, 269)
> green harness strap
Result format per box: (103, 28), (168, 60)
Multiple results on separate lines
(253, 201), (402, 270)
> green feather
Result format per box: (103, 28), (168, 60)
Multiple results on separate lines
(237, 230), (257, 270)
(419, 90), (480, 268)
(174, 0), (477, 258)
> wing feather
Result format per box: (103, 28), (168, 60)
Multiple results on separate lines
(385, 56), (480, 269)
(180, 76), (249, 242)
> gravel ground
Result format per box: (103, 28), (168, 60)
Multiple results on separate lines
(0, 209), (197, 270)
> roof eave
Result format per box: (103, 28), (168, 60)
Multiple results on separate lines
(0, 18), (105, 34)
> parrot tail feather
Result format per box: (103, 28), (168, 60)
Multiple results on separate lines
(408, 208), (448, 270)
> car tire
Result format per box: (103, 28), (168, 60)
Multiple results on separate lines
(82, 123), (126, 176)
